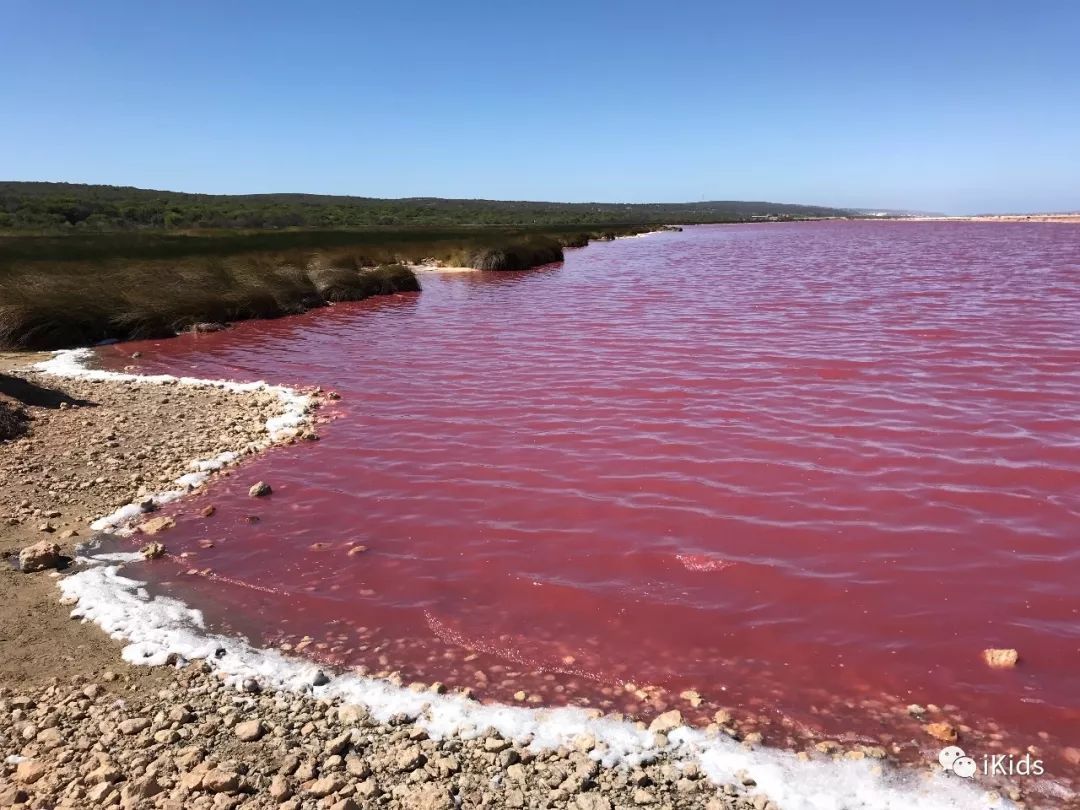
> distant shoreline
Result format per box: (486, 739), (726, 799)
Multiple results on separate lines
(893, 214), (1080, 223)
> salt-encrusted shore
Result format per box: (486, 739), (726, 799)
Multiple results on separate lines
(1, 352), (1001, 809)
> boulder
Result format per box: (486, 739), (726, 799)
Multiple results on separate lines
(18, 541), (62, 572)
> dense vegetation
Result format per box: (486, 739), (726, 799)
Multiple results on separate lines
(0, 224), (659, 349)
(0, 182), (853, 231)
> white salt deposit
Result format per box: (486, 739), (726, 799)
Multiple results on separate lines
(36, 348), (312, 534)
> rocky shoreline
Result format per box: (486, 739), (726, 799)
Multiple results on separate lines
(0, 361), (774, 809)
(1, 663), (771, 810)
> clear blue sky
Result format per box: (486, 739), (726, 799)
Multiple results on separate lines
(2, 1), (1078, 214)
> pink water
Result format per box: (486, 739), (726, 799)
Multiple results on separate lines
(103, 222), (1080, 779)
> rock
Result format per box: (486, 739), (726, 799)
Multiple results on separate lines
(396, 745), (427, 771)
(35, 727), (63, 749)
(192, 322), (228, 333)
(86, 783), (115, 803)
(575, 795), (613, 810)
(356, 779), (382, 799)
(18, 541), (62, 572)
(139, 515), (175, 535)
(483, 736), (511, 753)
(202, 769), (240, 793)
(119, 716), (151, 735)
(88, 763), (124, 784)
(329, 800), (360, 810)
(499, 748), (521, 768)
(0, 786), (29, 806)
(679, 689), (703, 707)
(169, 706), (195, 724)
(249, 481), (272, 497)
(200, 504), (217, 517)
(268, 775), (293, 802)
(982, 648), (1019, 668)
(713, 709), (732, 725)
(648, 709), (683, 734)
(234, 719), (265, 741)
(312, 670), (330, 686)
(306, 775), (345, 798)
(242, 677), (262, 693)
(15, 759), (46, 784)
(401, 785), (453, 810)
(924, 722), (958, 742)
(325, 731), (350, 755)
(140, 541), (166, 559)
(120, 776), (162, 804)
(337, 703), (369, 725)
(345, 755), (372, 779)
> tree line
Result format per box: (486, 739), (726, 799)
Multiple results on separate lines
(0, 182), (853, 231)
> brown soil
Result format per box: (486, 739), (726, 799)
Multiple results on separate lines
(0, 358), (286, 693)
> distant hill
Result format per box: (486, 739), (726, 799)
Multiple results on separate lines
(0, 182), (855, 231)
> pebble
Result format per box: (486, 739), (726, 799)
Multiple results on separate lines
(234, 718), (265, 741)
(649, 709), (683, 734)
(982, 648), (1019, 668)
(139, 515), (175, 535)
(249, 481), (272, 497)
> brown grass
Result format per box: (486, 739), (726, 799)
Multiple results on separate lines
(0, 258), (420, 350)
(0, 393), (28, 441)
(0, 225), (665, 350)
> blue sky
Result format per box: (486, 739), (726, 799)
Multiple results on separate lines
(2, 1), (1078, 213)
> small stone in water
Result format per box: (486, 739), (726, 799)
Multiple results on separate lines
(924, 722), (958, 742)
(139, 515), (175, 535)
(249, 481), (272, 497)
(982, 648), (1019, 668)
(140, 542), (166, 560)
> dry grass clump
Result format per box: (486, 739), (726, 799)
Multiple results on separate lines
(457, 237), (564, 271)
(0, 256), (421, 350)
(0, 394), (28, 441)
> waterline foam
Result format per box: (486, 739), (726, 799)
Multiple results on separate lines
(41, 347), (1001, 810)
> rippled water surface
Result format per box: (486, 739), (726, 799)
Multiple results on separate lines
(106, 222), (1080, 775)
